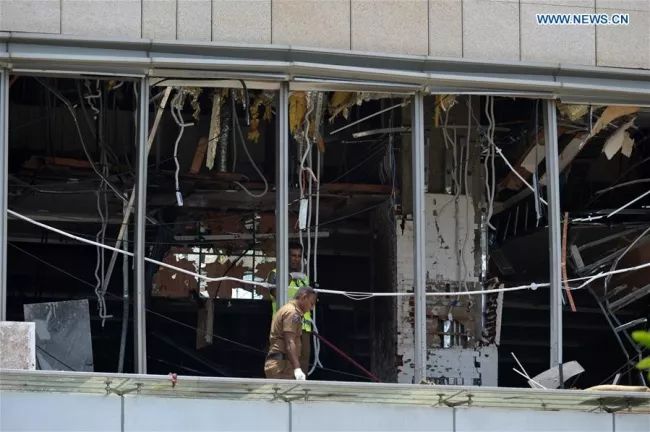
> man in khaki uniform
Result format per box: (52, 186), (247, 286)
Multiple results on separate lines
(264, 286), (317, 380)
(267, 243), (312, 373)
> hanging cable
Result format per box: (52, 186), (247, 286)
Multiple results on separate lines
(8, 209), (273, 289)
(232, 108), (269, 198)
(313, 150), (321, 285)
(459, 96), (473, 292)
(309, 95), (325, 376)
(304, 96), (314, 280)
(480, 96), (496, 230)
(169, 88), (194, 206)
(9, 242), (371, 381)
(34, 77), (129, 206)
(312, 329), (381, 383)
(90, 88), (112, 325)
(11, 208), (650, 300)
(571, 189), (650, 222)
(237, 79), (250, 126)
(94, 188), (111, 323)
(307, 313), (322, 376)
(495, 145), (549, 207)
(83, 79), (101, 116)
(533, 100), (543, 225)
(603, 225), (650, 298)
(487, 97), (497, 228)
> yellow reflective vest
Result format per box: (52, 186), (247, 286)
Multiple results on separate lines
(268, 269), (312, 332)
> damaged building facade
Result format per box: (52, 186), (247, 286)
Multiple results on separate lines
(1, 1), (650, 430)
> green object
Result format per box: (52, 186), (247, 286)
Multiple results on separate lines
(632, 330), (650, 348)
(637, 357), (650, 370)
(631, 330), (650, 380)
(269, 270), (312, 332)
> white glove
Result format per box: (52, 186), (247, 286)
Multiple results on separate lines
(293, 368), (306, 381)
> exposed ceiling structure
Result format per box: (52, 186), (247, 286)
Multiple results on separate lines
(3, 70), (649, 389)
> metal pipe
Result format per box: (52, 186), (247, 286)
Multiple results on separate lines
(411, 92), (427, 384)
(543, 99), (563, 384)
(134, 77), (149, 374)
(117, 216), (129, 373)
(275, 82), (289, 307)
(615, 318), (648, 333)
(330, 102), (407, 136)
(100, 87), (171, 300)
(0, 70), (7, 321)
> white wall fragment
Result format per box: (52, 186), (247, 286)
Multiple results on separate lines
(602, 119), (635, 160)
(0, 321), (36, 370)
(621, 133), (635, 158)
(396, 193), (489, 384)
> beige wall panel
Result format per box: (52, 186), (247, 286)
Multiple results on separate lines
(351, 0), (428, 56)
(143, 0), (177, 40)
(463, 0), (519, 62)
(177, 0), (211, 41)
(1, 0), (60, 34)
(62, 0), (141, 37)
(272, 0), (350, 49)
(212, 0), (271, 44)
(429, 0), (462, 57)
(596, 0), (650, 69)
(521, 0), (596, 65)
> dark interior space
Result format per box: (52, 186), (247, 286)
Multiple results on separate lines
(486, 97), (650, 387)
(5, 75), (401, 383)
(6, 74), (648, 388)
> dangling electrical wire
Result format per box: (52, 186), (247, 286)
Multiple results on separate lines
(10, 207), (650, 300)
(170, 88), (195, 206)
(533, 100), (543, 225)
(94, 186), (111, 324)
(459, 96), (473, 292)
(34, 77), (128, 206)
(487, 97), (497, 228)
(232, 108), (269, 198)
(308, 93), (324, 376)
(297, 92), (316, 274)
(91, 90), (112, 325)
(304, 98), (314, 281)
(84, 79), (101, 117)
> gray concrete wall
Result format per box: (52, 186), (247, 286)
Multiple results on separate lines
(0, 1), (647, 70)
(3, 390), (647, 432)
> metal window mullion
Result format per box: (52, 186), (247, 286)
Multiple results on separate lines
(543, 100), (563, 375)
(411, 92), (427, 384)
(134, 77), (149, 373)
(0, 70), (7, 321)
(275, 82), (289, 307)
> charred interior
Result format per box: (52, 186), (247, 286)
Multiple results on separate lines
(5, 75), (650, 387)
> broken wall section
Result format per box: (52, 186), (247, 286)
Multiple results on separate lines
(396, 194), (497, 385)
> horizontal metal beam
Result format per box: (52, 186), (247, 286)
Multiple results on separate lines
(0, 33), (649, 102)
(174, 232), (330, 241)
(609, 284), (650, 312)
